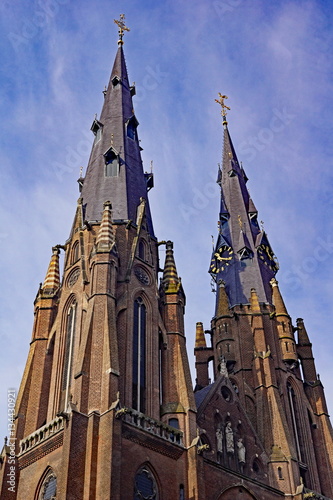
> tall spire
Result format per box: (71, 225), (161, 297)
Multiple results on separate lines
(80, 18), (154, 236)
(209, 95), (278, 307)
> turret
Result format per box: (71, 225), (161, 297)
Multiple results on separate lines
(159, 241), (196, 439)
(271, 278), (298, 367)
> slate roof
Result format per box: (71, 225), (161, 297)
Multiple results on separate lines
(194, 383), (214, 410)
(80, 45), (154, 236)
(211, 122), (278, 308)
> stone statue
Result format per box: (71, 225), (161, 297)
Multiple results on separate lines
(219, 355), (228, 377)
(216, 428), (223, 454)
(225, 422), (234, 454)
(237, 438), (246, 463)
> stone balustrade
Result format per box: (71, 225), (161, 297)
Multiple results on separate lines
(122, 408), (183, 446)
(19, 416), (64, 456)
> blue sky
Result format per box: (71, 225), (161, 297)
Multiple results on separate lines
(1, 0), (333, 438)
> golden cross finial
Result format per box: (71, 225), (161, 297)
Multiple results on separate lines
(114, 14), (130, 45)
(111, 134), (114, 146)
(215, 93), (231, 119)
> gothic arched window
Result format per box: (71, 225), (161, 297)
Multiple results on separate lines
(138, 239), (145, 260)
(132, 298), (146, 413)
(61, 301), (76, 410)
(104, 148), (119, 177)
(38, 470), (57, 500)
(287, 382), (302, 462)
(134, 467), (158, 500)
(71, 241), (79, 264)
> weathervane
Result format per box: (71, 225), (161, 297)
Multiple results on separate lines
(215, 93), (231, 123)
(114, 14), (130, 45)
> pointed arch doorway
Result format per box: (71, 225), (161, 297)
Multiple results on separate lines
(218, 485), (258, 500)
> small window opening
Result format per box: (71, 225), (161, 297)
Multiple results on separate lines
(168, 418), (179, 429)
(104, 149), (119, 177)
(39, 471), (57, 500)
(127, 116), (139, 140)
(278, 466), (283, 479)
(91, 119), (103, 144)
(71, 241), (79, 264)
(138, 240), (145, 260)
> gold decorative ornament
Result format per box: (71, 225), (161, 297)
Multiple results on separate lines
(114, 14), (130, 45)
(215, 93), (231, 121)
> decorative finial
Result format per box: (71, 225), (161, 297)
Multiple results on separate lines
(150, 160), (153, 173)
(80, 166), (83, 177)
(111, 134), (114, 146)
(215, 93), (230, 125)
(114, 14), (130, 45)
(260, 220), (264, 231)
(238, 214), (243, 230)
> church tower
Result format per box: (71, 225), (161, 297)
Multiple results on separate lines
(1, 18), (333, 500)
(0, 17), (197, 500)
(194, 96), (333, 499)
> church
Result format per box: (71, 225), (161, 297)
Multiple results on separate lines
(1, 15), (333, 500)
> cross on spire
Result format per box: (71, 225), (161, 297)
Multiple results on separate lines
(114, 14), (130, 45)
(215, 93), (231, 119)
